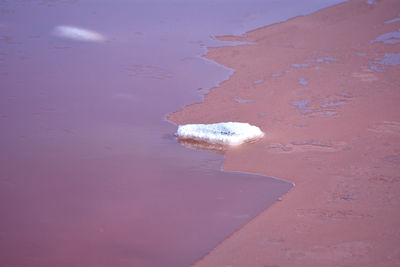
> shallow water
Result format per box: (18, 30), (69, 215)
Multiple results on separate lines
(0, 0), (345, 266)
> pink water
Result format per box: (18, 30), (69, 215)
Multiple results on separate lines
(0, 1), (344, 266)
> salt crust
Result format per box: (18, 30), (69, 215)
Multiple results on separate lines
(53, 26), (105, 42)
(176, 122), (264, 145)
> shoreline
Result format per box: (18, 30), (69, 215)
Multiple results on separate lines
(168, 0), (400, 266)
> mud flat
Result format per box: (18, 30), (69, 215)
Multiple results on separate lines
(0, 1), (296, 266)
(168, 0), (400, 266)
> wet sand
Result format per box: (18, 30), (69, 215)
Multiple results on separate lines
(168, 0), (400, 266)
(0, 1), (306, 266)
(0, 2), (296, 266)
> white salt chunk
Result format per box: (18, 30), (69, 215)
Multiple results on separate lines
(53, 26), (105, 42)
(176, 122), (264, 145)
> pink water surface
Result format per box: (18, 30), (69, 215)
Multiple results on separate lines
(0, 1), (344, 266)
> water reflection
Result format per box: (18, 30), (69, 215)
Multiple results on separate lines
(177, 138), (227, 154)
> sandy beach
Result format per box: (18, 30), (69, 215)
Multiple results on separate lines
(168, 0), (400, 266)
(1, 1), (301, 266)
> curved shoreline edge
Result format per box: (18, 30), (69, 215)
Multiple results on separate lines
(168, 0), (400, 266)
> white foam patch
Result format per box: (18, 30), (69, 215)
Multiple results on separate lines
(176, 122), (264, 145)
(53, 26), (105, 42)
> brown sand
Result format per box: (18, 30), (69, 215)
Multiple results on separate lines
(168, 0), (400, 266)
